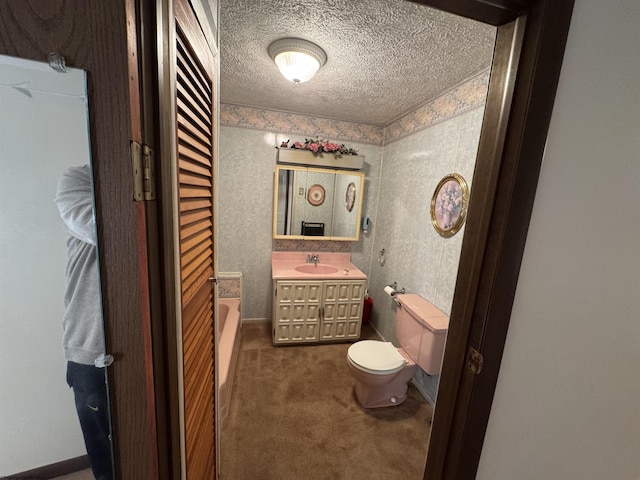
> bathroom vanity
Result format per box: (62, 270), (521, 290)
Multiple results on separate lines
(271, 252), (367, 345)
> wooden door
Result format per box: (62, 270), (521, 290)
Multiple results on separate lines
(174, 0), (217, 478)
(0, 1), (158, 478)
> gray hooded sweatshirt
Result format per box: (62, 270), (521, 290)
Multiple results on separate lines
(55, 165), (105, 365)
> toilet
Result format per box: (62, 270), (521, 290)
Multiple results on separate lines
(347, 294), (449, 408)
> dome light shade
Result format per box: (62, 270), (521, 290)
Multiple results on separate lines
(268, 38), (327, 84)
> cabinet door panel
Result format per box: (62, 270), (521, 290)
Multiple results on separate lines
(293, 283), (309, 302)
(351, 282), (365, 301)
(348, 302), (362, 319)
(334, 321), (347, 338)
(291, 323), (304, 340)
(307, 304), (320, 322)
(323, 303), (336, 320)
(320, 321), (334, 339)
(323, 283), (337, 301)
(276, 324), (291, 342)
(277, 304), (293, 322)
(336, 303), (349, 320)
(278, 283), (295, 303)
(307, 283), (322, 302)
(292, 304), (307, 322)
(337, 284), (351, 301)
(304, 322), (319, 341)
(347, 321), (359, 337)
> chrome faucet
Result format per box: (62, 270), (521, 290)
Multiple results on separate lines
(306, 254), (320, 264)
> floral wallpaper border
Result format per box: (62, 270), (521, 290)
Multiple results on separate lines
(384, 69), (490, 144)
(220, 104), (385, 146)
(220, 69), (489, 147)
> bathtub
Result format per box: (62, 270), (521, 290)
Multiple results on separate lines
(218, 297), (241, 430)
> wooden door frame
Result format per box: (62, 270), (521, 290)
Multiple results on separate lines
(407, 1), (575, 478)
(0, 1), (159, 478)
(145, 0), (576, 478)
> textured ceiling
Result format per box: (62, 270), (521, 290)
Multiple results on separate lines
(219, 0), (496, 127)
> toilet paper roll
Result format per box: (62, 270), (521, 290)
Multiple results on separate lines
(384, 286), (397, 297)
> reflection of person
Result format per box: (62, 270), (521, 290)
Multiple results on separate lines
(55, 165), (113, 480)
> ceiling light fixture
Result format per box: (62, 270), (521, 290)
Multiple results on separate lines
(268, 38), (327, 84)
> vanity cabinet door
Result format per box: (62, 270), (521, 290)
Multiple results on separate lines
(273, 281), (322, 344)
(320, 280), (366, 341)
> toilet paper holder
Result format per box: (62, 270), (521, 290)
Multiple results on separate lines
(385, 282), (406, 295)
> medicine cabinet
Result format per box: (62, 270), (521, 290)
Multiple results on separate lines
(273, 165), (365, 241)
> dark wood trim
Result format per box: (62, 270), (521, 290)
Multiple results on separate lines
(424, 15), (526, 479)
(134, 0), (177, 478)
(409, 0), (531, 26)
(0, 2), (158, 478)
(420, 0), (575, 479)
(456, 1), (575, 476)
(127, 1), (161, 478)
(10, 456), (90, 480)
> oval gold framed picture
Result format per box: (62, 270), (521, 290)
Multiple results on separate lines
(430, 173), (469, 238)
(345, 182), (356, 212)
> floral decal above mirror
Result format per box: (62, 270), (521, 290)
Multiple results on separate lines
(430, 173), (469, 237)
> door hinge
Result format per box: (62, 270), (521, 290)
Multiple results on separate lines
(466, 347), (484, 375)
(131, 141), (156, 201)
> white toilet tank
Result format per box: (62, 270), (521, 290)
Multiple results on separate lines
(395, 294), (449, 375)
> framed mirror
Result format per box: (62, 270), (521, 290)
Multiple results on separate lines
(273, 165), (364, 241)
(0, 54), (113, 478)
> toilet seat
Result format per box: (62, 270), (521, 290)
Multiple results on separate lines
(347, 340), (406, 375)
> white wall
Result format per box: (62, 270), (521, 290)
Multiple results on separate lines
(0, 57), (88, 474)
(477, 1), (640, 478)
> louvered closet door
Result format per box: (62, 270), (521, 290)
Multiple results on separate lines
(175, 3), (216, 478)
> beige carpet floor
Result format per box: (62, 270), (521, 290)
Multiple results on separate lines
(220, 322), (433, 480)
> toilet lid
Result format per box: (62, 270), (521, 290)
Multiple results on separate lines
(348, 340), (406, 373)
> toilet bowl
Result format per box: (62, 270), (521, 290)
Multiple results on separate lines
(347, 340), (418, 407)
(347, 294), (449, 408)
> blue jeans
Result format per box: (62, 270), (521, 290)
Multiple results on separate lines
(66, 361), (114, 480)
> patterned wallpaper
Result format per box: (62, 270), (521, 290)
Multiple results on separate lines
(218, 273), (242, 299)
(220, 69), (489, 147)
(272, 239), (352, 252)
(217, 129), (382, 320)
(220, 105), (384, 146)
(367, 106), (485, 403)
(218, 71), (487, 404)
(384, 69), (489, 144)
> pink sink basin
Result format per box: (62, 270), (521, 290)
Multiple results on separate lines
(294, 264), (340, 274)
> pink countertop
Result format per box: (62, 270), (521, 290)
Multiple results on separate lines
(271, 252), (367, 280)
